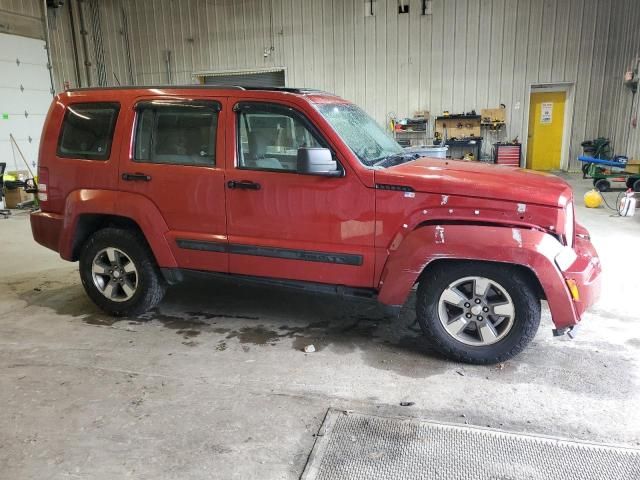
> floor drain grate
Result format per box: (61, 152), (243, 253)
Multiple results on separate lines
(301, 409), (640, 480)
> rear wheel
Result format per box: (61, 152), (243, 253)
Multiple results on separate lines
(594, 178), (610, 192)
(79, 228), (166, 316)
(632, 178), (640, 193)
(416, 262), (540, 364)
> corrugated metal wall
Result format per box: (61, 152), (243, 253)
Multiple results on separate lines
(19, 0), (640, 169)
(0, 0), (42, 19)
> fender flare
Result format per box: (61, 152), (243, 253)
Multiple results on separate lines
(377, 224), (578, 329)
(59, 189), (177, 268)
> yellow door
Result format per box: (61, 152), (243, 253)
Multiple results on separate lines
(526, 91), (566, 170)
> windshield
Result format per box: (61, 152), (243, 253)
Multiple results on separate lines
(316, 103), (404, 166)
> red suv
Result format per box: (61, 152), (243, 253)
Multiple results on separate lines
(31, 86), (601, 364)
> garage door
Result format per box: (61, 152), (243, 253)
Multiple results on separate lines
(0, 32), (53, 173)
(203, 69), (285, 88)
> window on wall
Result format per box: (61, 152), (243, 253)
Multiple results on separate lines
(237, 103), (324, 171)
(134, 101), (219, 166)
(57, 103), (120, 160)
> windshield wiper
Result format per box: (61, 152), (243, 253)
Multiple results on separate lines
(372, 152), (420, 168)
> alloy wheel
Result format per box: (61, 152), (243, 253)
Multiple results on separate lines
(437, 276), (515, 346)
(91, 247), (138, 302)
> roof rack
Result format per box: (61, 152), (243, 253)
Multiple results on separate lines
(65, 85), (329, 95)
(240, 86), (329, 94)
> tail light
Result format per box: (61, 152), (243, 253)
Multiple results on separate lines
(37, 166), (49, 203)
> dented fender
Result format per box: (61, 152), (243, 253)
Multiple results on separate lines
(377, 224), (580, 329)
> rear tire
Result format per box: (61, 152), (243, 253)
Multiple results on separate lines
(416, 262), (541, 364)
(632, 178), (640, 193)
(79, 227), (166, 316)
(594, 178), (610, 192)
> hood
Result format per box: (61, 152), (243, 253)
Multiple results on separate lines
(376, 158), (573, 208)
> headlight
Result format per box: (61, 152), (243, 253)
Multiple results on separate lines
(564, 203), (574, 247)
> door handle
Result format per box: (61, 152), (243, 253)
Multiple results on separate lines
(122, 172), (152, 182)
(227, 180), (261, 190)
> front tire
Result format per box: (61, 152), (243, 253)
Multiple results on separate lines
(416, 262), (541, 364)
(79, 227), (166, 316)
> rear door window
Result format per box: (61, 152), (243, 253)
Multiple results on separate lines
(57, 103), (120, 160)
(134, 101), (219, 166)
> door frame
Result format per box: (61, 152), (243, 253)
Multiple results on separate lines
(523, 82), (575, 171)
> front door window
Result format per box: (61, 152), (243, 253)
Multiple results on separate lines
(236, 103), (324, 172)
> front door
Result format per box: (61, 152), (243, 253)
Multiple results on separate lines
(526, 91), (566, 171)
(118, 97), (228, 273)
(224, 100), (376, 288)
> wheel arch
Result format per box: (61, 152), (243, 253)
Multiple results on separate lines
(376, 223), (579, 329)
(59, 189), (177, 268)
(71, 214), (146, 261)
(418, 258), (545, 300)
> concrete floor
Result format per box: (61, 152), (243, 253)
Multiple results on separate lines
(1, 174), (639, 479)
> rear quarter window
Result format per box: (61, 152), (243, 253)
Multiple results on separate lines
(57, 102), (120, 160)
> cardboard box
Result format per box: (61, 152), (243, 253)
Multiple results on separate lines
(3, 187), (32, 208)
(626, 158), (640, 174)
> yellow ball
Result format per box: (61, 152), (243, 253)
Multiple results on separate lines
(584, 189), (602, 208)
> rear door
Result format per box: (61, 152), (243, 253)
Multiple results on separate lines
(224, 100), (376, 288)
(118, 96), (228, 273)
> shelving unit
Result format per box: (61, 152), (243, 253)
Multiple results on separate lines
(393, 116), (430, 147)
(434, 114), (482, 160)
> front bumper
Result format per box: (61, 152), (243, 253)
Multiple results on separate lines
(553, 233), (602, 332)
(565, 236), (602, 317)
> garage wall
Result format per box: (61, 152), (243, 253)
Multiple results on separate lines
(0, 0), (43, 35)
(38, 0), (640, 169)
(0, 0), (54, 173)
(598, 20), (640, 161)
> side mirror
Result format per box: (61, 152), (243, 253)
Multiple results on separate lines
(297, 147), (342, 177)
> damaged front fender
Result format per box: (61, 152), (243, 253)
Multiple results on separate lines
(377, 224), (580, 330)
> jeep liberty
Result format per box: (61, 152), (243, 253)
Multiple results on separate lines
(30, 86), (601, 364)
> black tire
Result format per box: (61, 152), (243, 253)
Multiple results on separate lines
(416, 262), (541, 364)
(594, 178), (610, 192)
(79, 227), (166, 316)
(581, 163), (590, 179)
(632, 178), (640, 193)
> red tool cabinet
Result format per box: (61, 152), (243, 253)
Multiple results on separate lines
(494, 143), (521, 167)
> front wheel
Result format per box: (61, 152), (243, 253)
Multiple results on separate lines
(581, 163), (590, 178)
(79, 227), (166, 316)
(416, 262), (541, 364)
